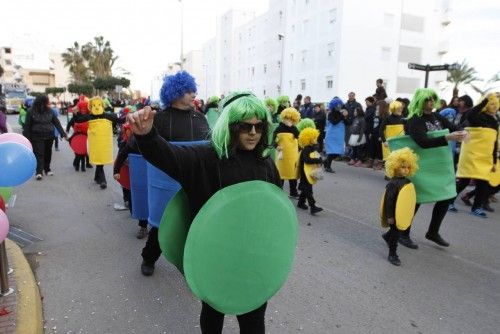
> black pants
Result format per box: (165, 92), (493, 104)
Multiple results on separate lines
(280, 179), (298, 196)
(32, 138), (54, 174)
(455, 178), (489, 210)
(73, 154), (86, 171)
(54, 137), (59, 149)
(386, 223), (400, 256)
(298, 182), (315, 206)
(142, 227), (162, 264)
(200, 302), (267, 334)
(400, 199), (451, 237)
(351, 145), (365, 161)
(94, 165), (106, 184)
(123, 188), (148, 228)
(367, 136), (382, 160)
(317, 131), (325, 153)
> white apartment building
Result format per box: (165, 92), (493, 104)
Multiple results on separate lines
(199, 0), (451, 102)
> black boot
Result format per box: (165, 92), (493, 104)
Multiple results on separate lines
(141, 261), (155, 276)
(297, 201), (308, 210)
(80, 159), (86, 172)
(388, 254), (401, 266)
(425, 232), (449, 247)
(310, 205), (323, 215)
(398, 236), (419, 249)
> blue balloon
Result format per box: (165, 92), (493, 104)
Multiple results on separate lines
(0, 142), (36, 186)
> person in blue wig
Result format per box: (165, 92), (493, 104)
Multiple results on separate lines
(323, 97), (350, 173)
(140, 70), (209, 277)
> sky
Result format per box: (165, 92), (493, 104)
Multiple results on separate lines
(1, 0), (499, 97)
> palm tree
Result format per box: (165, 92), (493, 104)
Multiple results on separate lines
(61, 42), (91, 83)
(83, 36), (118, 79)
(446, 60), (481, 97)
(470, 71), (500, 96)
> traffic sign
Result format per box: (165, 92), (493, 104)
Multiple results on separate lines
(408, 63), (427, 71)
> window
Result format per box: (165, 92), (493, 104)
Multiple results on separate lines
(305, 0), (310, 4)
(263, 89), (266, 96)
(398, 45), (422, 63)
(401, 14), (425, 32)
(251, 67), (255, 76)
(301, 79), (306, 91)
(301, 50), (307, 63)
(289, 80), (293, 89)
(327, 43), (335, 57)
(292, 25), (295, 33)
(263, 64), (267, 73)
(279, 10), (283, 19)
(5, 60), (12, 65)
(277, 60), (281, 69)
(329, 9), (337, 24)
(290, 53), (294, 62)
(4, 48), (11, 54)
(381, 47), (391, 61)
(326, 76), (333, 89)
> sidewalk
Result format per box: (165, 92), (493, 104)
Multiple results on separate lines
(0, 239), (43, 334)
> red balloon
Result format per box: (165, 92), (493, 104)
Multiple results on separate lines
(0, 196), (5, 212)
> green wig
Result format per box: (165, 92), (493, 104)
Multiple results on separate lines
(264, 97), (278, 115)
(208, 96), (220, 104)
(408, 88), (440, 118)
(276, 95), (290, 107)
(211, 91), (273, 159)
(296, 118), (316, 132)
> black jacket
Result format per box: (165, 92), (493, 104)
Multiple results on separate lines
(384, 177), (411, 219)
(135, 128), (281, 219)
(24, 108), (65, 140)
(406, 112), (459, 149)
(312, 111), (326, 133)
(153, 107), (210, 141)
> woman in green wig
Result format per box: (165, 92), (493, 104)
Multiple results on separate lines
(398, 88), (467, 249)
(129, 91), (284, 334)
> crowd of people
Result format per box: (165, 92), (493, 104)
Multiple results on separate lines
(1, 70), (498, 334)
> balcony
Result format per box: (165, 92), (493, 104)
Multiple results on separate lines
(438, 40), (449, 55)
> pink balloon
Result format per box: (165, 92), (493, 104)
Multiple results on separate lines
(0, 133), (33, 151)
(0, 209), (9, 243)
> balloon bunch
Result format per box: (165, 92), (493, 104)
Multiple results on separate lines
(0, 133), (36, 243)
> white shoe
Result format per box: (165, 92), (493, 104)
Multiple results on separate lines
(36, 174), (43, 180)
(46, 171), (54, 176)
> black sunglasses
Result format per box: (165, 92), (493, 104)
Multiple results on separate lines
(237, 122), (265, 133)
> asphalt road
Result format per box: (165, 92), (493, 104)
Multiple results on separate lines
(6, 115), (500, 334)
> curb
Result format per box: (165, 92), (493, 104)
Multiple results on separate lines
(5, 239), (43, 334)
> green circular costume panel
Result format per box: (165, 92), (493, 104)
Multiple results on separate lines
(184, 181), (298, 315)
(388, 130), (456, 203)
(158, 189), (191, 273)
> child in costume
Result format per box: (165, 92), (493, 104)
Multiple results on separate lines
(347, 107), (366, 167)
(264, 97), (278, 123)
(275, 95), (290, 123)
(130, 91), (287, 334)
(274, 107), (301, 197)
(380, 100), (405, 161)
(381, 148), (419, 266)
(66, 97), (92, 172)
(297, 127), (324, 215)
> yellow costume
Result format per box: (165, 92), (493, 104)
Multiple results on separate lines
(457, 127), (499, 185)
(380, 183), (417, 230)
(276, 133), (299, 179)
(382, 124), (405, 160)
(87, 97), (113, 165)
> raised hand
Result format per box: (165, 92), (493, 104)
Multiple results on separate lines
(127, 106), (156, 135)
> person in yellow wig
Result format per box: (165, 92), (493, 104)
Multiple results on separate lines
(380, 100), (405, 161)
(273, 107), (301, 197)
(297, 127), (324, 215)
(381, 148), (418, 266)
(450, 94), (499, 218)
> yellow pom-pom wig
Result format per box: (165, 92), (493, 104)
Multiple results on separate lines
(389, 100), (403, 114)
(280, 107), (301, 124)
(482, 93), (499, 113)
(298, 127), (320, 148)
(385, 147), (419, 178)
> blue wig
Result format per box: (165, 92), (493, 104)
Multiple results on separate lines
(328, 97), (344, 111)
(159, 71), (197, 107)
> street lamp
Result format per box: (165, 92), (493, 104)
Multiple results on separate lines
(278, 34), (285, 95)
